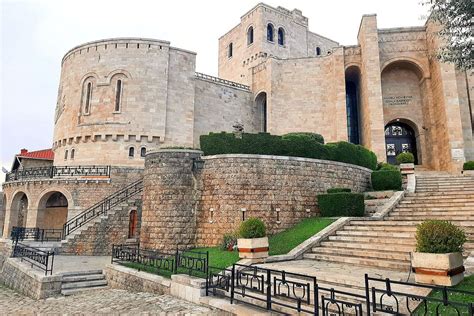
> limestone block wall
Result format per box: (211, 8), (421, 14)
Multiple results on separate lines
(104, 264), (170, 295)
(140, 150), (203, 253)
(193, 78), (258, 144)
(195, 154), (371, 246)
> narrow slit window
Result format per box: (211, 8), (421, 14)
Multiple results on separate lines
(128, 147), (135, 158)
(70, 149), (75, 159)
(316, 47), (321, 56)
(228, 43), (233, 58)
(64, 150), (68, 160)
(267, 24), (274, 42)
(278, 28), (285, 45)
(140, 147), (146, 157)
(84, 82), (92, 114)
(115, 80), (122, 112)
(247, 26), (254, 45)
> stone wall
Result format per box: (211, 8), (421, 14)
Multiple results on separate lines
(140, 150), (371, 251)
(104, 264), (170, 295)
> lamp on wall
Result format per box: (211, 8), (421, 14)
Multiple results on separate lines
(192, 158), (205, 171)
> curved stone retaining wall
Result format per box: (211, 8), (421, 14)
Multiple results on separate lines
(141, 151), (371, 251)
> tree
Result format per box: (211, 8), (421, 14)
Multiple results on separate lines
(423, 0), (473, 70)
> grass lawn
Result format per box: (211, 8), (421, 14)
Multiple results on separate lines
(420, 274), (474, 315)
(120, 217), (335, 277)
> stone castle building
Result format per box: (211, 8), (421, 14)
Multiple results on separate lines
(1, 3), (473, 251)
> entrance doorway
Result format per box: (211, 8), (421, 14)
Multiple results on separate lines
(385, 122), (418, 164)
(128, 210), (137, 238)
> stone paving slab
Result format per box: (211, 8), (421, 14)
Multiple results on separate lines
(0, 285), (221, 315)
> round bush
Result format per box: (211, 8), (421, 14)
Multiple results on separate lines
(395, 152), (415, 164)
(416, 220), (466, 253)
(282, 132), (324, 144)
(239, 218), (266, 238)
(371, 170), (402, 191)
(317, 192), (365, 217)
(463, 161), (474, 170)
(376, 162), (398, 171)
(327, 187), (351, 194)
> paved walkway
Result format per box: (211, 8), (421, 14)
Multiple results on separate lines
(0, 285), (219, 315)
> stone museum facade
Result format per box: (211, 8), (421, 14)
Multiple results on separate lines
(1, 3), (472, 251)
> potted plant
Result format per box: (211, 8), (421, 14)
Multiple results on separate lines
(221, 233), (237, 251)
(237, 217), (268, 260)
(412, 220), (466, 286)
(463, 161), (474, 176)
(396, 152), (415, 174)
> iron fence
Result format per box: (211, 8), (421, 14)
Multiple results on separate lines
(5, 165), (111, 182)
(11, 226), (63, 243)
(205, 264), (474, 315)
(12, 242), (54, 276)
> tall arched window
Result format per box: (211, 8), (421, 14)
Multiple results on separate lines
(267, 24), (274, 42)
(84, 82), (92, 114)
(278, 28), (285, 45)
(316, 47), (321, 56)
(255, 92), (267, 133)
(115, 79), (123, 112)
(64, 150), (68, 160)
(247, 26), (254, 45)
(228, 43), (233, 58)
(128, 147), (135, 158)
(140, 147), (146, 158)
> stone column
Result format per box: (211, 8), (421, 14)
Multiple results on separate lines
(139, 149), (203, 253)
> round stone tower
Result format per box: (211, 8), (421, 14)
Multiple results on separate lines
(53, 38), (197, 167)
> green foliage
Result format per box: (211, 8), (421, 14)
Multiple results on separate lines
(416, 220), (466, 253)
(160, 146), (198, 150)
(376, 162), (399, 171)
(268, 217), (334, 256)
(395, 152), (415, 164)
(327, 187), (351, 194)
(281, 132), (324, 144)
(422, 0), (472, 70)
(221, 233), (237, 250)
(317, 193), (365, 217)
(200, 132), (377, 170)
(463, 161), (474, 170)
(422, 275), (474, 314)
(239, 217), (266, 238)
(371, 170), (402, 191)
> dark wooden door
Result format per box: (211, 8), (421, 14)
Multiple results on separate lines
(128, 210), (137, 238)
(385, 123), (417, 164)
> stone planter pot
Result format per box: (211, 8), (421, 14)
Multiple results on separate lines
(399, 163), (415, 175)
(237, 237), (269, 259)
(411, 252), (465, 286)
(462, 170), (474, 177)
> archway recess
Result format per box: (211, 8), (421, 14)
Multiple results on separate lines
(37, 191), (69, 230)
(255, 92), (267, 132)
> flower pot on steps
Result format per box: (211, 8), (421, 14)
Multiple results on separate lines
(411, 252), (465, 286)
(237, 237), (269, 259)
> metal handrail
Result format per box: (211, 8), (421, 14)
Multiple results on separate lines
(63, 179), (143, 237)
(5, 165), (111, 182)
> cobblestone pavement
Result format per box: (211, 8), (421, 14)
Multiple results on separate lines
(0, 285), (220, 315)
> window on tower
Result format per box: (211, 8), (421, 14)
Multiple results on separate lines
(83, 81), (92, 114)
(316, 47), (321, 56)
(115, 79), (122, 112)
(247, 26), (254, 45)
(278, 27), (285, 45)
(228, 43), (233, 58)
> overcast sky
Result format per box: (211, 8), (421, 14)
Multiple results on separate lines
(0, 0), (427, 184)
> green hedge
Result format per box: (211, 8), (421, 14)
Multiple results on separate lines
(200, 132), (377, 170)
(327, 188), (351, 193)
(416, 220), (466, 253)
(239, 217), (266, 238)
(317, 192), (365, 217)
(396, 152), (415, 164)
(376, 162), (398, 171)
(464, 161), (474, 170)
(371, 170), (402, 191)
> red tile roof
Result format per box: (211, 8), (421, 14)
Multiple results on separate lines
(17, 148), (54, 160)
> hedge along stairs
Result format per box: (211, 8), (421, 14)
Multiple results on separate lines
(304, 172), (474, 272)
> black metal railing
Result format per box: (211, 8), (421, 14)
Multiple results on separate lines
(10, 226), (63, 243)
(12, 242), (54, 275)
(63, 179), (143, 237)
(195, 72), (250, 90)
(5, 165), (111, 182)
(111, 243), (209, 278)
(205, 265), (474, 315)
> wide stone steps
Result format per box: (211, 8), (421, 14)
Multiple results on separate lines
(327, 235), (415, 245)
(344, 225), (417, 232)
(303, 253), (410, 270)
(416, 188), (474, 192)
(386, 215), (473, 221)
(390, 210), (474, 216)
(336, 230), (414, 238)
(61, 270), (108, 296)
(405, 191), (474, 197)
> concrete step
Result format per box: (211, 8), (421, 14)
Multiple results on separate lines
(344, 225), (417, 232)
(336, 230), (414, 238)
(390, 210), (474, 216)
(319, 241), (415, 253)
(386, 215), (474, 221)
(62, 279), (107, 290)
(327, 235), (415, 245)
(303, 253), (410, 270)
(61, 285), (108, 296)
(60, 270), (103, 277)
(405, 192), (474, 197)
(313, 247), (411, 261)
(349, 220), (474, 227)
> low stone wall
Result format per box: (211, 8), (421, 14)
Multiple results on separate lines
(0, 258), (62, 299)
(104, 264), (170, 295)
(196, 154), (372, 246)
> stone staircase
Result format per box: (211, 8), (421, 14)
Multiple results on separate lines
(61, 270), (108, 296)
(304, 173), (474, 271)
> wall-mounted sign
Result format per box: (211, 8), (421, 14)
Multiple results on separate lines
(383, 95), (413, 106)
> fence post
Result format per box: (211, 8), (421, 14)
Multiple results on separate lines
(266, 269), (271, 310)
(230, 264), (235, 304)
(174, 248), (179, 274)
(365, 274), (371, 316)
(314, 279), (319, 316)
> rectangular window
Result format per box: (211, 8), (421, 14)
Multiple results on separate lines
(115, 80), (122, 112)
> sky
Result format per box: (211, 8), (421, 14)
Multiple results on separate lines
(0, 0), (428, 184)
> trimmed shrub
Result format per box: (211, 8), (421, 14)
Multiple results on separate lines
(282, 132), (324, 144)
(395, 152), (415, 164)
(221, 233), (237, 250)
(317, 192), (365, 217)
(463, 161), (474, 170)
(239, 218), (266, 238)
(371, 170), (402, 191)
(327, 187), (351, 194)
(376, 162), (399, 171)
(416, 220), (466, 253)
(200, 132), (377, 170)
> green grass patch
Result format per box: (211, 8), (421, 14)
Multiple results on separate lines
(268, 217), (335, 256)
(418, 275), (474, 315)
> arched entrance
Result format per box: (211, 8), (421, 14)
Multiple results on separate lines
(37, 191), (69, 230)
(255, 92), (267, 132)
(345, 65), (361, 144)
(128, 209), (138, 238)
(385, 122), (418, 164)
